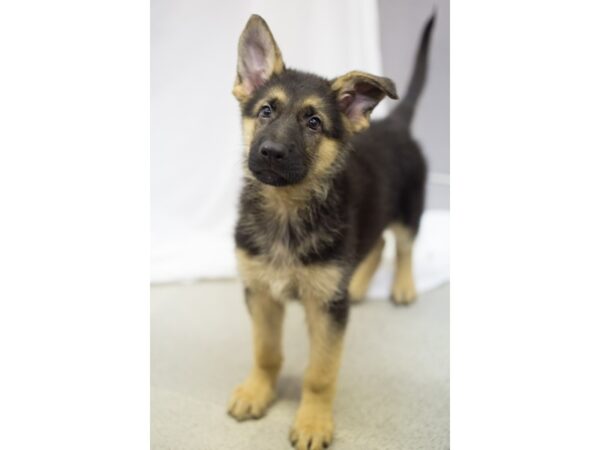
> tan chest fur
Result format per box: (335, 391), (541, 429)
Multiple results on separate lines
(236, 246), (342, 303)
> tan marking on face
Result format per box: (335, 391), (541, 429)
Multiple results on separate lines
(242, 117), (256, 154)
(300, 95), (334, 131)
(251, 86), (288, 115)
(312, 137), (340, 177)
(301, 95), (325, 110)
(267, 86), (288, 103)
(251, 139), (339, 212)
(241, 86), (286, 154)
(242, 95), (341, 211)
(241, 87), (289, 154)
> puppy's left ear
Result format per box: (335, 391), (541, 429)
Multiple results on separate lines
(331, 71), (398, 133)
(233, 15), (285, 102)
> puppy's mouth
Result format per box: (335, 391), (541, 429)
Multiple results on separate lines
(251, 168), (293, 186)
(247, 150), (307, 187)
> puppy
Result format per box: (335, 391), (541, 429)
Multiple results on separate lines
(227, 14), (435, 450)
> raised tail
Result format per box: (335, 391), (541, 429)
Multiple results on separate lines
(392, 12), (436, 125)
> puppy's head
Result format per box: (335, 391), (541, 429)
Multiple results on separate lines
(234, 15), (397, 187)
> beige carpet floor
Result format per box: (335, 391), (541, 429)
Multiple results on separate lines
(151, 280), (449, 450)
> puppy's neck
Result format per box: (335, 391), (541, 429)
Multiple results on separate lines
(249, 174), (333, 218)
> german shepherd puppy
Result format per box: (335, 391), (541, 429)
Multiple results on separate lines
(228, 13), (434, 450)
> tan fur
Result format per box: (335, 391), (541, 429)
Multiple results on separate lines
(301, 95), (325, 109)
(312, 137), (340, 177)
(232, 82), (249, 103)
(331, 70), (398, 133)
(330, 70), (397, 97)
(258, 173), (332, 211)
(348, 237), (385, 302)
(233, 248), (346, 444)
(242, 99), (342, 195)
(262, 136), (341, 208)
(236, 248), (342, 303)
(253, 86), (288, 113)
(241, 118), (255, 154)
(390, 223), (417, 304)
(344, 114), (370, 134)
(228, 285), (284, 420)
(289, 292), (345, 449)
(251, 144), (340, 214)
(300, 95), (335, 130)
(260, 185), (313, 217)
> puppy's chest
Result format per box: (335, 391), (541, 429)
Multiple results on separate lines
(254, 243), (299, 300)
(237, 235), (301, 301)
(238, 204), (332, 259)
(236, 212), (332, 299)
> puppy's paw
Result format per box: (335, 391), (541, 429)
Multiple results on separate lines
(391, 277), (417, 305)
(289, 404), (334, 450)
(227, 376), (275, 421)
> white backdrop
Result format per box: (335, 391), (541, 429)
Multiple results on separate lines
(151, 0), (449, 294)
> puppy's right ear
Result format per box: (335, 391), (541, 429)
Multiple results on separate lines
(233, 15), (285, 102)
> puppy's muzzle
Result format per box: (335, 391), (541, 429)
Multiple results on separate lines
(259, 140), (288, 162)
(248, 140), (305, 186)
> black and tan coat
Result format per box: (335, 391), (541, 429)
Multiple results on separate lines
(227, 14), (434, 450)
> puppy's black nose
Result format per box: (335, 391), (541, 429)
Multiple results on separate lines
(259, 140), (287, 161)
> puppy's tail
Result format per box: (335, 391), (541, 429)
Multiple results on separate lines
(392, 12), (436, 126)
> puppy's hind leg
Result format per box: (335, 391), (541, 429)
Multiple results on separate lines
(348, 237), (385, 302)
(390, 223), (417, 305)
(228, 286), (284, 420)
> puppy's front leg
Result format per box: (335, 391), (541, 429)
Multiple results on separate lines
(228, 286), (284, 420)
(290, 292), (348, 450)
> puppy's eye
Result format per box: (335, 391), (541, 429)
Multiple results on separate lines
(258, 105), (272, 118)
(307, 116), (321, 131)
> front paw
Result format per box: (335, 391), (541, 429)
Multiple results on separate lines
(391, 276), (417, 305)
(227, 376), (275, 421)
(289, 404), (334, 450)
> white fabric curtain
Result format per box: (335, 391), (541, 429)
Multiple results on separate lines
(151, 0), (449, 293)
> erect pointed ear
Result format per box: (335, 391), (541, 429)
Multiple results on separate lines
(331, 71), (398, 133)
(233, 15), (285, 102)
